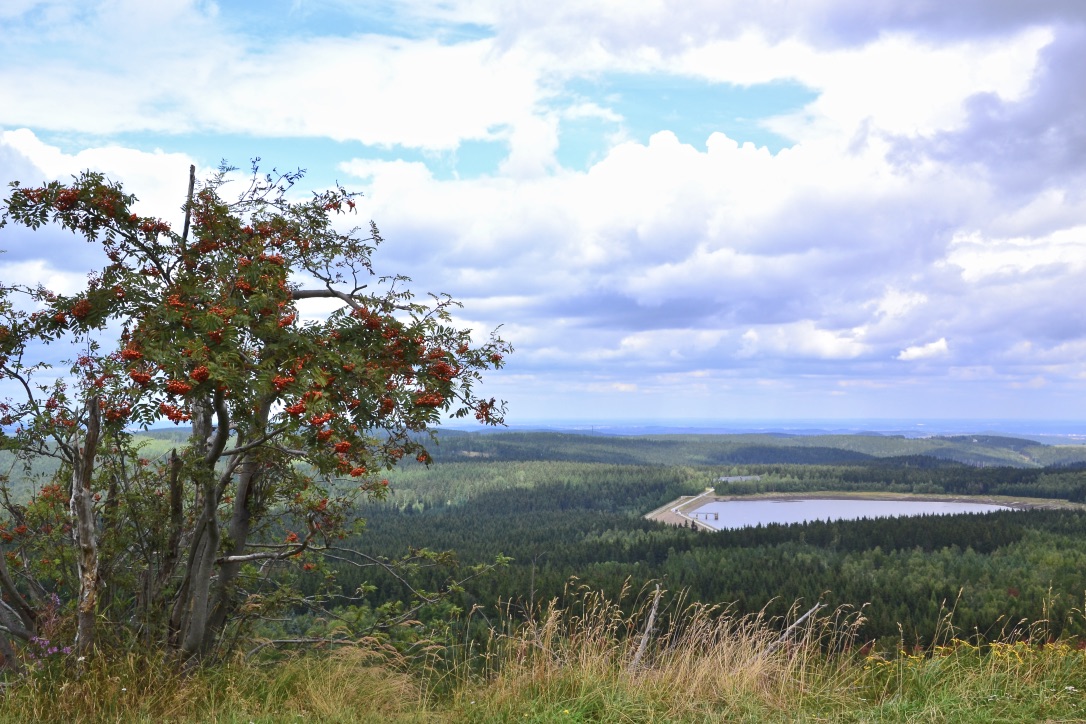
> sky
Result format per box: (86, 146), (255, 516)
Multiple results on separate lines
(1, 0), (1086, 427)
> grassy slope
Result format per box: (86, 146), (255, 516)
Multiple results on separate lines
(4, 596), (1086, 723)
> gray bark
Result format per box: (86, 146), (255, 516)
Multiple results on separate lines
(177, 495), (219, 660)
(173, 393), (245, 660)
(202, 459), (258, 649)
(158, 449), (184, 590)
(71, 397), (101, 656)
(203, 402), (268, 654)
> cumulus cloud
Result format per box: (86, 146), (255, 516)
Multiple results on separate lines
(3, 1), (1086, 420)
(493, 0), (1084, 54)
(331, 79), (1086, 403)
(739, 322), (869, 360)
(904, 25), (1086, 196)
(0, 130), (200, 273)
(897, 338), (950, 361)
(0, 1), (542, 152)
(1, 129), (198, 219)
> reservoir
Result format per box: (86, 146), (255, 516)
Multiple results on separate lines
(688, 498), (1013, 531)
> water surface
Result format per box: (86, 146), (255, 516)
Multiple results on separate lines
(689, 498), (1013, 531)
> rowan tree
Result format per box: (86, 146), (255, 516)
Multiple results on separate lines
(0, 163), (510, 664)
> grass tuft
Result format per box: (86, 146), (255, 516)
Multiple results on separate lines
(447, 582), (865, 722)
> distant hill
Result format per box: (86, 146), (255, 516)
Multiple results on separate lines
(427, 430), (1086, 468)
(4, 429), (1085, 499)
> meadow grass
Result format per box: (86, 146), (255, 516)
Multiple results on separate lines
(3, 589), (1086, 722)
(0, 647), (433, 723)
(441, 584), (1086, 722)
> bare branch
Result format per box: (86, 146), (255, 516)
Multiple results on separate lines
(290, 287), (362, 311)
(271, 445), (308, 457)
(215, 543), (307, 565)
(181, 164), (195, 245)
(219, 425), (290, 457)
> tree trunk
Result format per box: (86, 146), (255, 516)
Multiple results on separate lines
(71, 397), (101, 656)
(96, 467), (121, 620)
(203, 459), (259, 648)
(175, 502), (220, 661)
(158, 449), (184, 591)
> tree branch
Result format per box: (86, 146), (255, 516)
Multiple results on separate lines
(219, 425), (290, 457)
(205, 389), (231, 465)
(290, 287), (362, 311)
(181, 164), (195, 246)
(215, 542), (308, 565)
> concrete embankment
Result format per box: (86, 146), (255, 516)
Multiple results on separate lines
(644, 489), (718, 530)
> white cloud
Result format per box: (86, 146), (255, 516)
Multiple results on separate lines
(897, 338), (949, 361)
(0, 129), (199, 223)
(0, 4), (542, 151)
(603, 329), (726, 362)
(0, 1), (1052, 158)
(945, 227), (1086, 282)
(584, 381), (638, 393)
(4, 2), (1086, 419)
(328, 76), (1086, 393)
(498, 114), (559, 178)
(872, 288), (928, 319)
(740, 322), (869, 359)
(0, 259), (85, 296)
(212, 37), (540, 150)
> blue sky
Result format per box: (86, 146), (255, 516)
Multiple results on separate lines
(2, 0), (1086, 425)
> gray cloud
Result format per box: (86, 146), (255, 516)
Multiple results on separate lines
(900, 25), (1086, 195)
(498, 0), (1086, 56)
(787, 1), (1086, 45)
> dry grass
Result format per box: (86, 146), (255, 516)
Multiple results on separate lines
(4, 589), (1086, 722)
(449, 581), (866, 722)
(0, 646), (433, 723)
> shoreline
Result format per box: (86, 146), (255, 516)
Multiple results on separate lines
(644, 490), (1082, 530)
